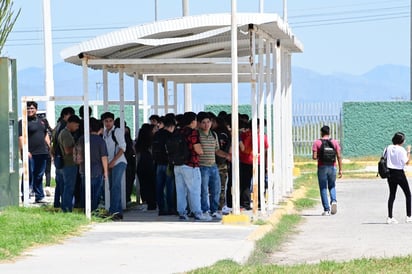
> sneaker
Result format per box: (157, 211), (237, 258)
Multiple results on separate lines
(222, 206), (232, 215)
(387, 217), (398, 224)
(406, 216), (412, 223)
(179, 215), (189, 221)
(331, 201), (337, 215)
(45, 187), (51, 197)
(322, 211), (330, 216)
(35, 198), (48, 204)
(211, 212), (222, 220)
(194, 213), (212, 222)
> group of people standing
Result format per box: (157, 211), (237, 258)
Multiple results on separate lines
(19, 101), (272, 221)
(19, 101), (132, 220)
(140, 111), (269, 221)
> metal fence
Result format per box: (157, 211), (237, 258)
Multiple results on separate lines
(292, 103), (342, 157)
(149, 102), (342, 157)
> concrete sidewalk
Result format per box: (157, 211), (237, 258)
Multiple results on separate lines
(0, 206), (258, 274)
(270, 178), (412, 265)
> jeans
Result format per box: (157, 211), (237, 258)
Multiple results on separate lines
(82, 175), (104, 212)
(54, 168), (64, 208)
(156, 164), (176, 213)
(109, 162), (127, 215)
(61, 165), (78, 212)
(317, 165), (337, 211)
(29, 154), (48, 201)
(174, 165), (202, 216)
(200, 165), (221, 213)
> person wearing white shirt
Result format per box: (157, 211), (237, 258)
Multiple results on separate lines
(101, 112), (127, 220)
(385, 132), (411, 224)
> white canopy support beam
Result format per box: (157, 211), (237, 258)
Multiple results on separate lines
(82, 59), (92, 219)
(257, 35), (266, 215)
(231, 0), (240, 216)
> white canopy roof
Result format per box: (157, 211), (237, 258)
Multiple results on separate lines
(61, 12), (303, 83)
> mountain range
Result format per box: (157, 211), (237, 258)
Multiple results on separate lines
(16, 62), (410, 110)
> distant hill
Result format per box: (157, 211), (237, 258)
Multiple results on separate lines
(292, 65), (410, 103)
(16, 62), (410, 110)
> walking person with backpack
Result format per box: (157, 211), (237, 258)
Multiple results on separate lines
(384, 132), (412, 224)
(312, 125), (342, 216)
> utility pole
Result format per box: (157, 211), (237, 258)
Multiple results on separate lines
(42, 0), (55, 126)
(154, 0), (158, 21)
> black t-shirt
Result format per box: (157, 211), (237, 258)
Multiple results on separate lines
(18, 116), (49, 155)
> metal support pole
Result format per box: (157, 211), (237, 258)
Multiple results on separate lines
(231, 0), (241, 215)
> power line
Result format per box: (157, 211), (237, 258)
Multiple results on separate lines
(4, 2), (410, 47)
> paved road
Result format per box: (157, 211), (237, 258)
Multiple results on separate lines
(270, 178), (412, 265)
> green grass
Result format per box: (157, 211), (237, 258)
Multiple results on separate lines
(0, 206), (90, 260)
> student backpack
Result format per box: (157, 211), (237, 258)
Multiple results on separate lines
(319, 138), (337, 164)
(377, 147), (390, 179)
(165, 129), (190, 166)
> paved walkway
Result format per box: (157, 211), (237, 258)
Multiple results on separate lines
(270, 178), (412, 265)
(0, 205), (257, 274)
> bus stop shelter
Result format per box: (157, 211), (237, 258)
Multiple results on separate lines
(56, 12), (303, 219)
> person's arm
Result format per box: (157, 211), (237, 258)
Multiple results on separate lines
(312, 150), (317, 160)
(406, 145), (411, 165)
(193, 143), (203, 155)
(101, 156), (109, 180)
(312, 140), (318, 160)
(336, 148), (343, 178)
(215, 149), (231, 161)
(45, 132), (51, 151)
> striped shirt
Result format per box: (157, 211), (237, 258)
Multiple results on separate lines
(198, 130), (219, 167)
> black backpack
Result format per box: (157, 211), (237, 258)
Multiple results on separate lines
(377, 148), (390, 179)
(319, 138), (337, 164)
(111, 127), (136, 162)
(165, 129), (190, 166)
(152, 129), (169, 164)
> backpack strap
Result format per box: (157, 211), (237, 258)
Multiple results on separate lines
(111, 127), (118, 146)
(383, 147), (388, 158)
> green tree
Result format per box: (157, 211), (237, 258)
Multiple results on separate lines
(0, 0), (20, 55)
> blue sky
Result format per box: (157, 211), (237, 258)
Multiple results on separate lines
(3, 0), (410, 75)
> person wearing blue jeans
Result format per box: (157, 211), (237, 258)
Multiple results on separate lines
(200, 165), (221, 214)
(152, 117), (177, 215)
(29, 154), (48, 202)
(312, 125), (342, 216)
(58, 115), (81, 212)
(197, 112), (231, 220)
(174, 164), (202, 218)
(61, 165), (78, 212)
(18, 101), (51, 203)
(317, 166), (337, 213)
(54, 168), (64, 208)
(156, 164), (176, 214)
(102, 112), (128, 220)
(78, 118), (109, 212)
